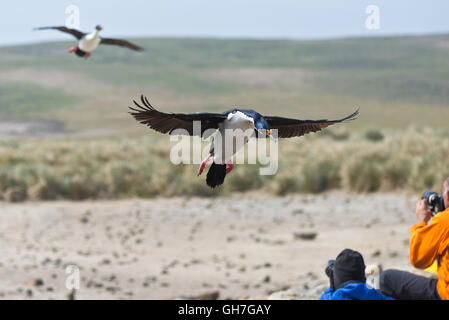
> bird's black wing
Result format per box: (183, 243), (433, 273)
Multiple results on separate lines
(265, 109), (359, 138)
(100, 37), (143, 51)
(34, 26), (86, 40)
(129, 95), (227, 136)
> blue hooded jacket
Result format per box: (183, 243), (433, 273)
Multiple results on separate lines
(319, 282), (394, 300)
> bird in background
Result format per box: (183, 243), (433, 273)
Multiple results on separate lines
(130, 95), (359, 188)
(34, 25), (143, 59)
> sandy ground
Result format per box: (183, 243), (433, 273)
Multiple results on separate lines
(0, 192), (423, 300)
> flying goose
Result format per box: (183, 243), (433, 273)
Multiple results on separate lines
(34, 25), (143, 59)
(130, 95), (359, 188)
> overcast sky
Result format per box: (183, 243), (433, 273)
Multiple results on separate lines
(1, 0), (448, 46)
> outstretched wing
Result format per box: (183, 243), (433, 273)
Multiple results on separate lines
(265, 109), (359, 138)
(129, 95), (227, 136)
(100, 38), (143, 51)
(34, 26), (85, 40)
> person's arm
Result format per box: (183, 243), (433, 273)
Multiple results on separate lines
(319, 287), (334, 300)
(409, 200), (445, 268)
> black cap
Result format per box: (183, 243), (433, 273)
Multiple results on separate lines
(333, 249), (366, 289)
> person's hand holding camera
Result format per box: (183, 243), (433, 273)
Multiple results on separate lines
(416, 199), (432, 224)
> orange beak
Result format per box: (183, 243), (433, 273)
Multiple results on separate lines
(267, 129), (272, 135)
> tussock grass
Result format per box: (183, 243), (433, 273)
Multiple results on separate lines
(0, 127), (447, 201)
(365, 129), (385, 142)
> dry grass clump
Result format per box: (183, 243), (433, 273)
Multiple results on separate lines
(272, 170), (302, 196)
(365, 129), (384, 142)
(0, 127), (448, 201)
(302, 157), (342, 193)
(344, 152), (385, 192)
(226, 165), (264, 192)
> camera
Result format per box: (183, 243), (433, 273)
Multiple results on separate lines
(422, 190), (445, 215)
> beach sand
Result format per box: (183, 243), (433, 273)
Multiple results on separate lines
(0, 192), (424, 299)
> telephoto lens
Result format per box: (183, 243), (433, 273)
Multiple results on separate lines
(325, 260), (335, 289)
(422, 190), (445, 215)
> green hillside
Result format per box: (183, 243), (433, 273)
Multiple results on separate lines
(1, 34), (449, 200)
(1, 35), (449, 135)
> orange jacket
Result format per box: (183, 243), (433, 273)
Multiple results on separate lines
(410, 208), (449, 300)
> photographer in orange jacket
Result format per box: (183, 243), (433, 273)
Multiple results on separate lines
(379, 178), (449, 300)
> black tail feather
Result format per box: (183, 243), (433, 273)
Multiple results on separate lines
(206, 163), (226, 188)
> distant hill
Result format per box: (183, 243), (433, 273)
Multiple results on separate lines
(1, 34), (449, 137)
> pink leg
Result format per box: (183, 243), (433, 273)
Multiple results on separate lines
(225, 162), (234, 174)
(84, 52), (91, 59)
(68, 46), (78, 53)
(197, 153), (213, 176)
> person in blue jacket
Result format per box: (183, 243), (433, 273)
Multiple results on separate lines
(319, 248), (394, 300)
